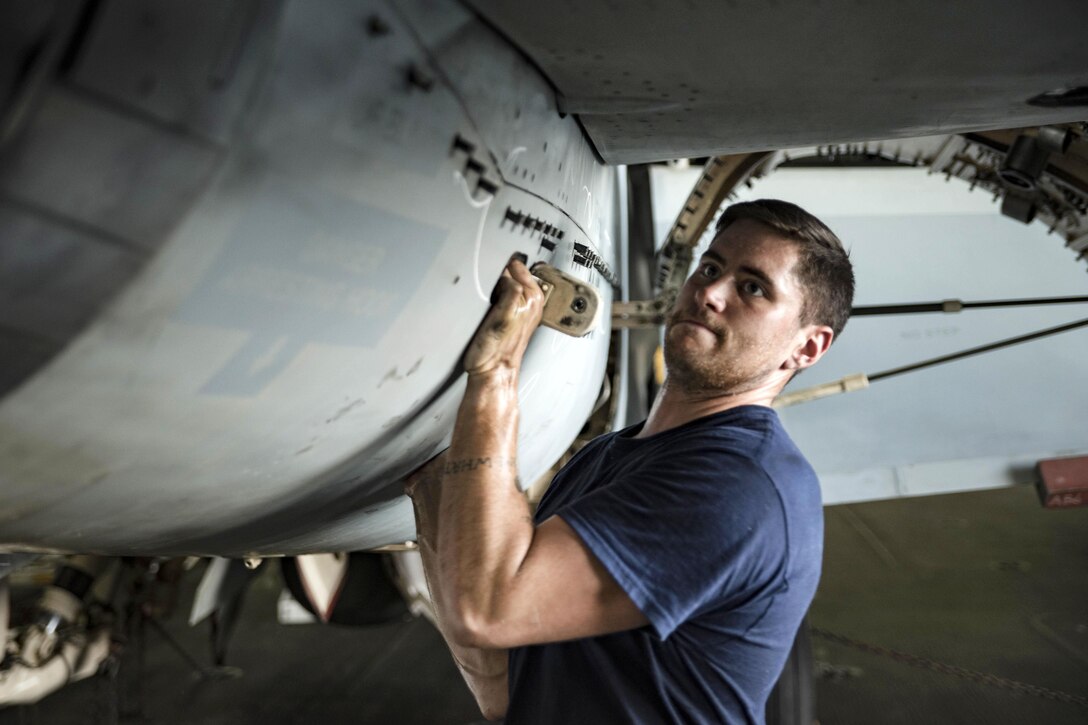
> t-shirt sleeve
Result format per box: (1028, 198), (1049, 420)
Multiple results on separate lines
(557, 437), (788, 640)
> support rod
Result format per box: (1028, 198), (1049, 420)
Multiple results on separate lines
(852, 295), (1088, 317)
(774, 317), (1088, 407)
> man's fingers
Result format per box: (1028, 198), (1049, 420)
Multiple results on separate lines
(463, 255), (545, 375)
(492, 257), (544, 312)
(506, 259), (545, 311)
(507, 258), (535, 287)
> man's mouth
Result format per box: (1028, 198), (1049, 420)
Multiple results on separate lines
(672, 317), (723, 339)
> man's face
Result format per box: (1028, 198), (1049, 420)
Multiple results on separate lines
(664, 218), (811, 395)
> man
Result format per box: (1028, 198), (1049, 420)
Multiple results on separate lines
(405, 199), (854, 723)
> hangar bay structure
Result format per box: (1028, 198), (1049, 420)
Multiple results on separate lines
(1, 0), (1087, 716)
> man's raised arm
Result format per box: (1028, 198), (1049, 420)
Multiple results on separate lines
(406, 257), (647, 715)
(434, 258), (545, 648)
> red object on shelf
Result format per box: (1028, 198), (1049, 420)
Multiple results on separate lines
(1036, 456), (1088, 509)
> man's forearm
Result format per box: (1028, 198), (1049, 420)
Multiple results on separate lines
(410, 254), (542, 656)
(435, 368), (536, 644)
(400, 257), (543, 717)
(408, 462), (509, 720)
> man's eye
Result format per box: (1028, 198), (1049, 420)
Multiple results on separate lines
(742, 280), (765, 297)
(700, 263), (719, 279)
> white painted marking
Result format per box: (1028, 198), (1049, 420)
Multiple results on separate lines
(504, 146), (527, 165)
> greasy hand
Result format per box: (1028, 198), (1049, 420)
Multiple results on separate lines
(463, 258), (544, 376)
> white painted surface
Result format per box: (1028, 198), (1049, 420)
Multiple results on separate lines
(0, 0), (616, 555)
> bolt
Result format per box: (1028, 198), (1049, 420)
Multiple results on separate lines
(407, 63), (435, 92)
(571, 297), (587, 314)
(366, 15), (390, 36)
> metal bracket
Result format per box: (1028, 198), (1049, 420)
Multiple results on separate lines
(612, 295), (674, 329)
(532, 263), (600, 337)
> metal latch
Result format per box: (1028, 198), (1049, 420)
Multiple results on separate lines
(532, 263), (600, 337)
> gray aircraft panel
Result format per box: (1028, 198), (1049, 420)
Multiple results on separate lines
(0, 201), (144, 347)
(0, 0), (615, 556)
(0, 88), (222, 251)
(399, 0), (618, 249)
(0, 331), (56, 401)
(69, 0), (284, 146)
(468, 0), (1088, 163)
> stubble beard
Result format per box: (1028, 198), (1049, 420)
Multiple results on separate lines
(663, 317), (774, 396)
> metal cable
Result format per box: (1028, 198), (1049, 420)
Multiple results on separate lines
(868, 317), (1088, 383)
(852, 295), (1088, 317)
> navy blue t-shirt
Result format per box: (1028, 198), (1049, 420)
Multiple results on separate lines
(506, 405), (823, 724)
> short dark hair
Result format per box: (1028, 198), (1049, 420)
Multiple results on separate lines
(715, 199), (854, 340)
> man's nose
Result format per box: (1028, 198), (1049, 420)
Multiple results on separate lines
(694, 277), (729, 312)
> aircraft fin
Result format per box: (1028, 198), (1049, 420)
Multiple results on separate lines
(294, 553), (349, 623)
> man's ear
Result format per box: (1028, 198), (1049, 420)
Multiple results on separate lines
(784, 325), (834, 371)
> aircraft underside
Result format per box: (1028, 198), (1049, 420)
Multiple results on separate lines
(0, 0), (617, 556)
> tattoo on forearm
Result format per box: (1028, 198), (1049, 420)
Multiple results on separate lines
(443, 456), (517, 475)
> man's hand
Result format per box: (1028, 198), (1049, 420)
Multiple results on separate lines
(463, 257), (544, 376)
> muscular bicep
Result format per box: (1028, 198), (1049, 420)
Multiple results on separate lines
(482, 515), (648, 649)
